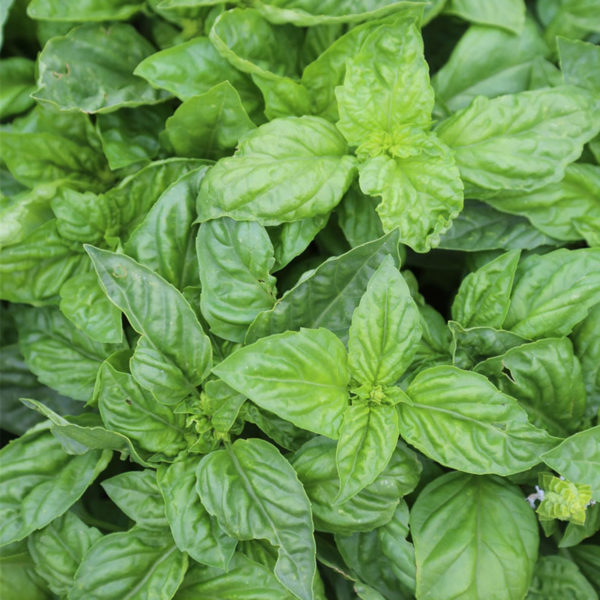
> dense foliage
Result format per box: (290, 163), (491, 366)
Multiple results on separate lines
(1, 1), (599, 599)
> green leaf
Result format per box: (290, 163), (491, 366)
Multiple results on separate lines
(560, 503), (600, 548)
(475, 338), (586, 437)
(451, 249), (520, 328)
(157, 457), (236, 568)
(175, 552), (297, 599)
(504, 248), (600, 339)
(432, 18), (550, 116)
(134, 36), (261, 117)
(124, 166), (208, 289)
(33, 23), (169, 113)
(438, 201), (559, 251)
(202, 379), (246, 434)
(213, 328), (350, 438)
(572, 303), (600, 420)
(411, 472), (539, 600)
(485, 164), (600, 243)
(291, 437), (421, 534)
(0, 540), (51, 600)
(102, 471), (167, 529)
(336, 14), (433, 148)
(348, 256), (421, 386)
(97, 105), (170, 170)
(401, 365), (558, 475)
(14, 306), (121, 401)
(27, 512), (101, 597)
(87, 247), (212, 402)
(444, 0), (525, 33)
(196, 217), (277, 342)
(336, 402), (400, 504)
(0, 424), (111, 546)
(358, 135), (464, 252)
(59, 271), (124, 344)
(196, 116), (356, 225)
(69, 526), (188, 600)
(336, 184), (383, 248)
(542, 426), (600, 500)
(0, 57), (35, 120)
(247, 230), (401, 343)
(250, 72), (312, 120)
(196, 438), (316, 600)
(165, 82), (256, 160)
(95, 360), (192, 457)
(527, 555), (597, 599)
(541, 0), (600, 46)
(569, 545), (600, 590)
(558, 37), (600, 93)
(437, 86), (599, 195)
(27, 0), (144, 21)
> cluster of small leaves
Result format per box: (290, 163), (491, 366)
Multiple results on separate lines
(0, 0), (599, 599)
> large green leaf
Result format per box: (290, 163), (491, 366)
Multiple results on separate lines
(451, 250), (520, 328)
(572, 303), (600, 419)
(437, 86), (599, 195)
(291, 437), (421, 534)
(411, 472), (539, 600)
(157, 457), (236, 569)
(87, 247), (212, 402)
(347, 256), (421, 387)
(213, 328), (349, 438)
(196, 217), (277, 342)
(196, 438), (316, 600)
(27, 512), (101, 597)
(27, 0), (144, 21)
(527, 555), (597, 599)
(0, 424), (111, 546)
(247, 230), (401, 343)
(33, 23), (169, 113)
(69, 526), (188, 600)
(504, 248), (600, 339)
(443, 0), (526, 33)
(542, 426), (600, 500)
(400, 365), (558, 474)
(196, 116), (356, 224)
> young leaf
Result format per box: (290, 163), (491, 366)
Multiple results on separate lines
(196, 438), (316, 600)
(213, 328), (350, 439)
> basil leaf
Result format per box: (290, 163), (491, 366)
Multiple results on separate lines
(527, 555), (597, 599)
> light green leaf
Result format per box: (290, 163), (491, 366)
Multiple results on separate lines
(432, 19), (550, 116)
(0, 0), (15, 51)
(165, 82), (255, 160)
(336, 184), (383, 248)
(175, 552), (296, 599)
(28, 512), (101, 597)
(59, 271), (123, 344)
(102, 471), (167, 529)
(444, 0), (525, 33)
(348, 256), (421, 386)
(542, 0), (600, 46)
(336, 402), (399, 504)
(559, 503), (600, 548)
(196, 438), (316, 600)
(250, 72), (311, 120)
(336, 14), (433, 148)
(401, 365), (558, 474)
(33, 23), (169, 113)
(157, 457), (236, 569)
(196, 116), (356, 225)
(97, 105), (170, 170)
(437, 86), (599, 194)
(87, 247), (212, 401)
(572, 303), (600, 419)
(527, 555), (597, 599)
(247, 230), (401, 343)
(124, 166), (208, 289)
(202, 379), (246, 434)
(451, 250), (520, 328)
(96, 361), (192, 457)
(213, 328), (349, 438)
(411, 472), (539, 600)
(0, 57), (35, 120)
(292, 437), (421, 534)
(358, 135), (463, 252)
(475, 338), (586, 437)
(0, 424), (111, 546)
(27, 0), (144, 21)
(542, 426), (600, 500)
(14, 306), (121, 401)
(197, 217), (276, 342)
(504, 248), (600, 338)
(558, 37), (600, 93)
(0, 540), (49, 600)
(485, 163), (600, 243)
(69, 527), (188, 600)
